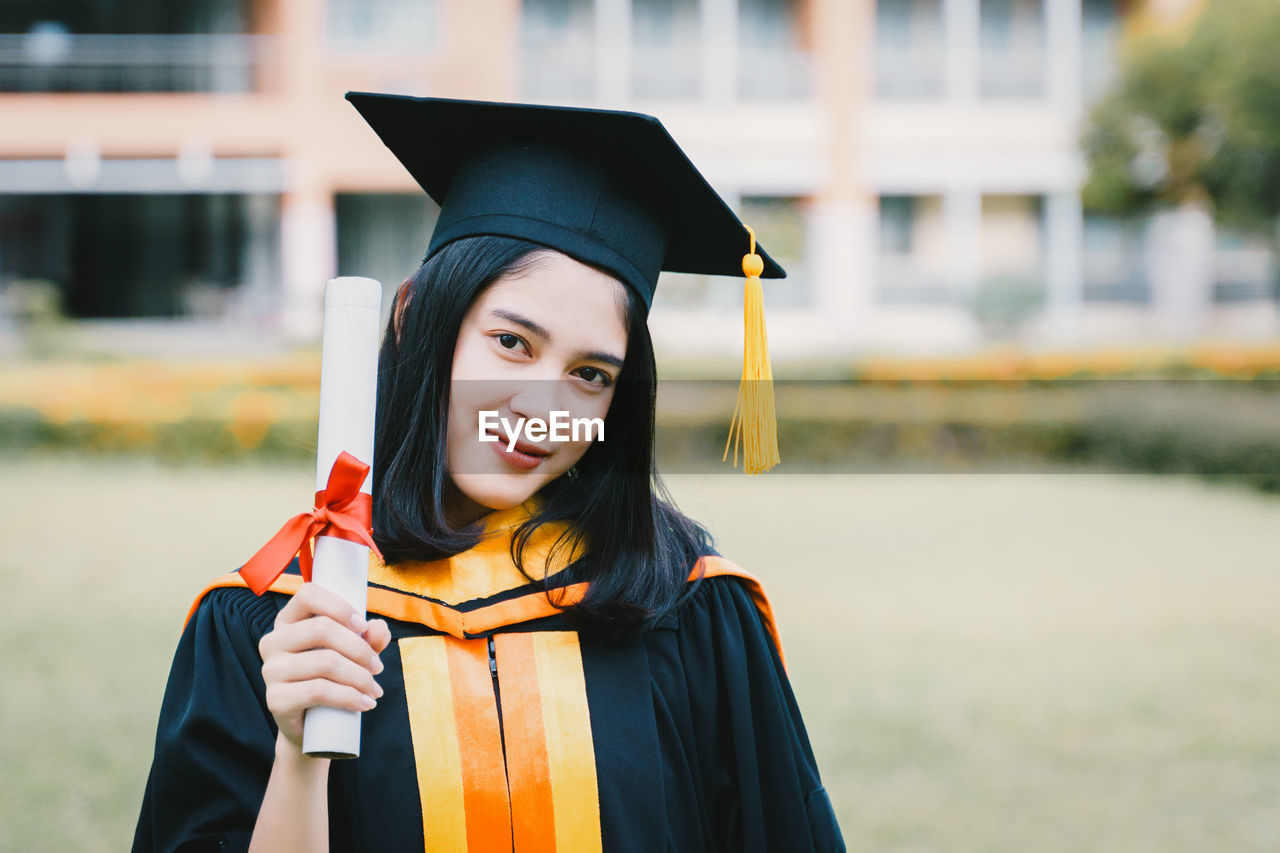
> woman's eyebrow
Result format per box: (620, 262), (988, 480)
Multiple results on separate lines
(491, 309), (624, 370)
(491, 309), (550, 341)
(582, 351), (625, 371)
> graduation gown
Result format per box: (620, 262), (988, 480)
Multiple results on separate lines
(133, 503), (845, 852)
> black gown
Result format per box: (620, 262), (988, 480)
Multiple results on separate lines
(133, 512), (845, 853)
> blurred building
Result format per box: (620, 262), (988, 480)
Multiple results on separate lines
(0, 0), (1275, 359)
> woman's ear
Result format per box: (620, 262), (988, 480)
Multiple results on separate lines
(392, 278), (412, 344)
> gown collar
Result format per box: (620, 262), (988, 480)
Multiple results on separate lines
(200, 497), (775, 650)
(368, 496), (581, 607)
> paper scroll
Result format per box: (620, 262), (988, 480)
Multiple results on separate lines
(302, 276), (382, 760)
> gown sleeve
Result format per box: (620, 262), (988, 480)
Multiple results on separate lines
(671, 575), (846, 853)
(133, 586), (283, 853)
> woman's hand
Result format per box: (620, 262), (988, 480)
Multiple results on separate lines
(257, 583), (391, 755)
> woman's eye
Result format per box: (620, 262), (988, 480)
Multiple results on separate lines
(576, 366), (613, 388)
(495, 333), (526, 352)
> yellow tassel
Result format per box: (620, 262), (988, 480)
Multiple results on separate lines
(723, 225), (780, 474)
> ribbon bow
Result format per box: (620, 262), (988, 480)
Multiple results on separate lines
(239, 451), (383, 595)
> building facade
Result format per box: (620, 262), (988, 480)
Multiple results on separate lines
(0, 0), (1275, 360)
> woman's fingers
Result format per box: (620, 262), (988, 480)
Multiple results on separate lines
(363, 619), (392, 657)
(261, 614), (380, 671)
(267, 679), (378, 717)
(275, 583), (367, 631)
(258, 584), (387, 751)
(261, 648), (384, 698)
(260, 584), (384, 674)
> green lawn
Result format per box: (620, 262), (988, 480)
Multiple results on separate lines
(2, 457), (1278, 851)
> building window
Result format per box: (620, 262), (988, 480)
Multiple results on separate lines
(1082, 0), (1120, 103)
(877, 194), (953, 302)
(1215, 228), (1278, 303)
(738, 0), (812, 101)
(335, 193), (440, 328)
(875, 0), (945, 100)
(743, 195), (809, 308)
(632, 0), (701, 100)
(652, 196), (810, 311)
(0, 1), (264, 93)
(974, 195), (1045, 328)
(519, 0), (596, 102)
(979, 195), (1043, 281)
(879, 195), (914, 254)
(1082, 214), (1149, 303)
(979, 0), (1044, 99)
(0, 192), (280, 320)
(326, 0), (441, 53)
(0, 1), (248, 35)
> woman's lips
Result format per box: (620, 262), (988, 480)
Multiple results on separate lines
(486, 430), (549, 470)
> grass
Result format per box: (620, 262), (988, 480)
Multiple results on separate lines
(1, 457), (1278, 851)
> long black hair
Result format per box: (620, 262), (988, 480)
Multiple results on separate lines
(373, 235), (714, 636)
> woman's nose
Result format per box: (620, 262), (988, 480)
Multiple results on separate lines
(507, 376), (567, 423)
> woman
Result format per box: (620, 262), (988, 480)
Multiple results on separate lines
(134, 94), (844, 852)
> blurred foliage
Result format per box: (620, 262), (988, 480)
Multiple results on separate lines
(0, 356), (321, 462)
(661, 381), (1280, 492)
(3, 348), (1280, 491)
(1082, 0), (1280, 230)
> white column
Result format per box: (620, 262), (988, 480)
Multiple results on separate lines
(809, 197), (878, 351)
(1144, 201), (1214, 340)
(702, 0), (738, 103)
(944, 0), (980, 102)
(236, 192), (281, 326)
(596, 0), (632, 103)
(1045, 0), (1083, 114)
(280, 190), (336, 341)
(1043, 189), (1083, 342)
(943, 186), (982, 300)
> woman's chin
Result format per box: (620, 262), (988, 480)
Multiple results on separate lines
(450, 471), (549, 513)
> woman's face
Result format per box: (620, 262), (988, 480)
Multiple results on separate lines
(445, 250), (629, 523)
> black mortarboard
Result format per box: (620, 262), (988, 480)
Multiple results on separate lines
(346, 92), (783, 474)
(343, 92), (785, 312)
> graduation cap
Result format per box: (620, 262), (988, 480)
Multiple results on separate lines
(345, 92), (780, 474)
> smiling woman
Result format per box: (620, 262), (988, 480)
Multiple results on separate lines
(368, 233), (690, 630)
(445, 251), (627, 519)
(134, 95), (844, 853)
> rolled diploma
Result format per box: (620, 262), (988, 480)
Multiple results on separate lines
(302, 276), (382, 759)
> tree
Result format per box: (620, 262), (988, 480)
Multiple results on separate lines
(1081, 0), (1280, 231)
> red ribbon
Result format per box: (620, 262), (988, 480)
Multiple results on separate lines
(239, 451), (383, 596)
